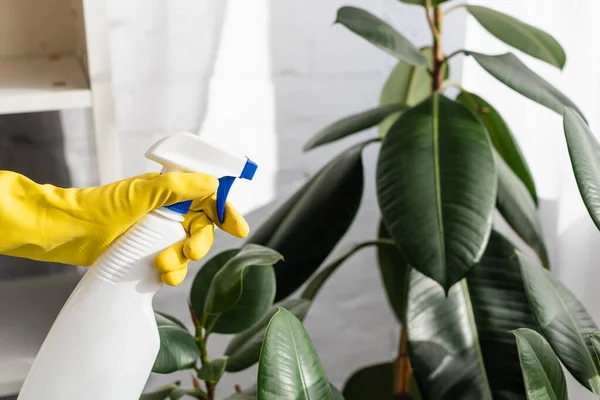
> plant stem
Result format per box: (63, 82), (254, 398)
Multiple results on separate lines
(196, 326), (216, 399)
(424, 0), (440, 40)
(431, 6), (443, 92)
(393, 327), (413, 400)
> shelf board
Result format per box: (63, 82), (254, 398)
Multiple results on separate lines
(0, 55), (91, 115)
(0, 272), (81, 396)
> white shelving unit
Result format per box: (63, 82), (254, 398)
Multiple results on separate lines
(0, 0), (120, 396)
(0, 0), (120, 184)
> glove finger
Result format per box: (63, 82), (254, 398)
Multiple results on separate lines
(183, 213), (215, 260)
(155, 241), (188, 272)
(135, 172), (219, 213)
(162, 267), (188, 286)
(193, 196), (249, 238)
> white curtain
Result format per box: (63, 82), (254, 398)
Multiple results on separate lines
(462, 1), (600, 398)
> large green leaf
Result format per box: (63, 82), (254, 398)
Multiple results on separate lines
(342, 362), (421, 400)
(456, 91), (537, 202)
(563, 107), (600, 231)
(257, 308), (332, 400)
(495, 152), (548, 266)
(517, 252), (600, 394)
(225, 384), (341, 400)
(225, 298), (311, 372)
(407, 231), (535, 399)
(246, 142), (366, 301)
(155, 311), (187, 330)
(197, 357), (227, 383)
(335, 6), (426, 66)
(140, 382), (181, 400)
(511, 329), (568, 400)
(378, 47), (447, 138)
(153, 313), (200, 374)
(590, 333), (600, 365)
(207, 267), (276, 334)
(467, 52), (583, 118)
(190, 249), (277, 334)
(465, 6), (565, 69)
(204, 244), (282, 314)
(304, 104), (405, 151)
(377, 221), (410, 324)
(376, 94), (496, 291)
(190, 249), (239, 318)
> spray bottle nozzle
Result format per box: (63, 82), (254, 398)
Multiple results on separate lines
(145, 132), (257, 222)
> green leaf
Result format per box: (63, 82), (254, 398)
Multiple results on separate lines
(398, 0), (450, 6)
(511, 329), (568, 400)
(495, 152), (549, 265)
(591, 333), (600, 365)
(197, 357), (227, 383)
(378, 47), (447, 138)
(342, 361), (421, 400)
(153, 313), (200, 374)
(246, 141), (366, 301)
(167, 389), (185, 400)
(465, 6), (565, 69)
(342, 362), (390, 400)
(225, 298), (312, 372)
(204, 244), (282, 314)
(342, 362), (392, 400)
(155, 311), (188, 330)
(178, 388), (207, 399)
(225, 384), (340, 400)
(376, 94), (496, 291)
(563, 107), (600, 231)
(140, 382), (181, 400)
(257, 308), (332, 400)
(207, 266), (276, 334)
(304, 104), (405, 151)
(517, 251), (600, 394)
(190, 249), (240, 318)
(456, 91), (537, 202)
(335, 6), (426, 66)
(407, 231), (536, 399)
(467, 52), (583, 118)
(377, 221), (410, 324)
(190, 249), (277, 334)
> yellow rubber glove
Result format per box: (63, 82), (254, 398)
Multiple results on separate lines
(0, 171), (249, 286)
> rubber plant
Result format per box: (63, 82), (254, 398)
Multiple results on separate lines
(233, 1), (598, 399)
(145, 1), (600, 399)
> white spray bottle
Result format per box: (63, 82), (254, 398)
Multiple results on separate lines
(17, 132), (257, 400)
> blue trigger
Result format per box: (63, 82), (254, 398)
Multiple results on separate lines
(216, 176), (236, 223)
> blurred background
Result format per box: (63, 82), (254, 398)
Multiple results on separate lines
(0, 0), (597, 399)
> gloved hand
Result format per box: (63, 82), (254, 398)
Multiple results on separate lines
(0, 171), (249, 286)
